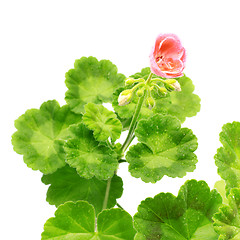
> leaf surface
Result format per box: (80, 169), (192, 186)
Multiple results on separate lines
(42, 201), (136, 240)
(42, 165), (123, 214)
(214, 180), (229, 205)
(213, 188), (240, 239)
(64, 123), (118, 180)
(134, 180), (222, 240)
(65, 56), (125, 114)
(83, 103), (122, 142)
(126, 114), (198, 183)
(215, 122), (240, 194)
(12, 100), (82, 174)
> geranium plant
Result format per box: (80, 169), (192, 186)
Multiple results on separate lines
(12, 34), (240, 239)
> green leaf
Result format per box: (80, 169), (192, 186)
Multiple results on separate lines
(42, 201), (136, 240)
(134, 233), (146, 240)
(215, 122), (240, 195)
(65, 56), (125, 114)
(214, 180), (229, 205)
(117, 115), (132, 131)
(41, 165), (123, 214)
(213, 188), (240, 239)
(64, 123), (118, 180)
(12, 100), (82, 174)
(126, 114), (198, 183)
(112, 67), (201, 123)
(83, 103), (122, 142)
(134, 179), (222, 240)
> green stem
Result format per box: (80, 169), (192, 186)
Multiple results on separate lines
(121, 95), (145, 153)
(121, 72), (153, 153)
(106, 139), (113, 150)
(116, 202), (124, 210)
(146, 72), (153, 84)
(102, 177), (112, 210)
(102, 73), (153, 212)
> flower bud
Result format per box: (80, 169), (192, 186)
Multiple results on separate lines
(118, 90), (132, 106)
(145, 97), (155, 110)
(171, 81), (181, 91)
(165, 79), (176, 84)
(159, 87), (167, 95)
(136, 88), (145, 97)
(125, 78), (135, 86)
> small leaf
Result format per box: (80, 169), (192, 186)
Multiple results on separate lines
(65, 56), (125, 114)
(42, 165), (123, 214)
(213, 188), (240, 239)
(12, 100), (82, 174)
(112, 67), (201, 123)
(214, 180), (229, 205)
(64, 123), (118, 180)
(83, 103), (122, 142)
(134, 179), (222, 240)
(126, 114), (198, 183)
(215, 122), (240, 194)
(42, 201), (136, 240)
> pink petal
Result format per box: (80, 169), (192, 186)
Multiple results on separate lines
(150, 33), (186, 78)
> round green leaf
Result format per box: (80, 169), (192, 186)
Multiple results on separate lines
(64, 123), (118, 180)
(134, 179), (222, 240)
(215, 122), (240, 195)
(42, 201), (136, 240)
(213, 188), (240, 239)
(42, 165), (123, 214)
(83, 103), (122, 142)
(12, 100), (82, 174)
(126, 114), (198, 183)
(112, 67), (201, 123)
(65, 56), (125, 114)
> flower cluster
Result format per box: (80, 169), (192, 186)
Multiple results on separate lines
(118, 33), (185, 109)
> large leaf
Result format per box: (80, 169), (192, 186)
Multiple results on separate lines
(215, 122), (240, 195)
(64, 123), (118, 180)
(65, 56), (125, 114)
(112, 67), (201, 123)
(126, 114), (198, 183)
(213, 188), (240, 239)
(134, 233), (146, 240)
(42, 165), (123, 214)
(134, 179), (222, 240)
(83, 103), (122, 142)
(12, 100), (82, 174)
(42, 201), (136, 240)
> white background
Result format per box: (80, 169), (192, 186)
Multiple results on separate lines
(1, 0), (240, 239)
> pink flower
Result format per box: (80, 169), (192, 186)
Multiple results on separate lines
(149, 33), (186, 78)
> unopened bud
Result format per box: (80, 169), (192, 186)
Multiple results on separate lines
(145, 97), (155, 110)
(125, 78), (135, 86)
(159, 87), (167, 95)
(118, 90), (132, 106)
(171, 81), (181, 91)
(165, 79), (176, 84)
(136, 88), (144, 97)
